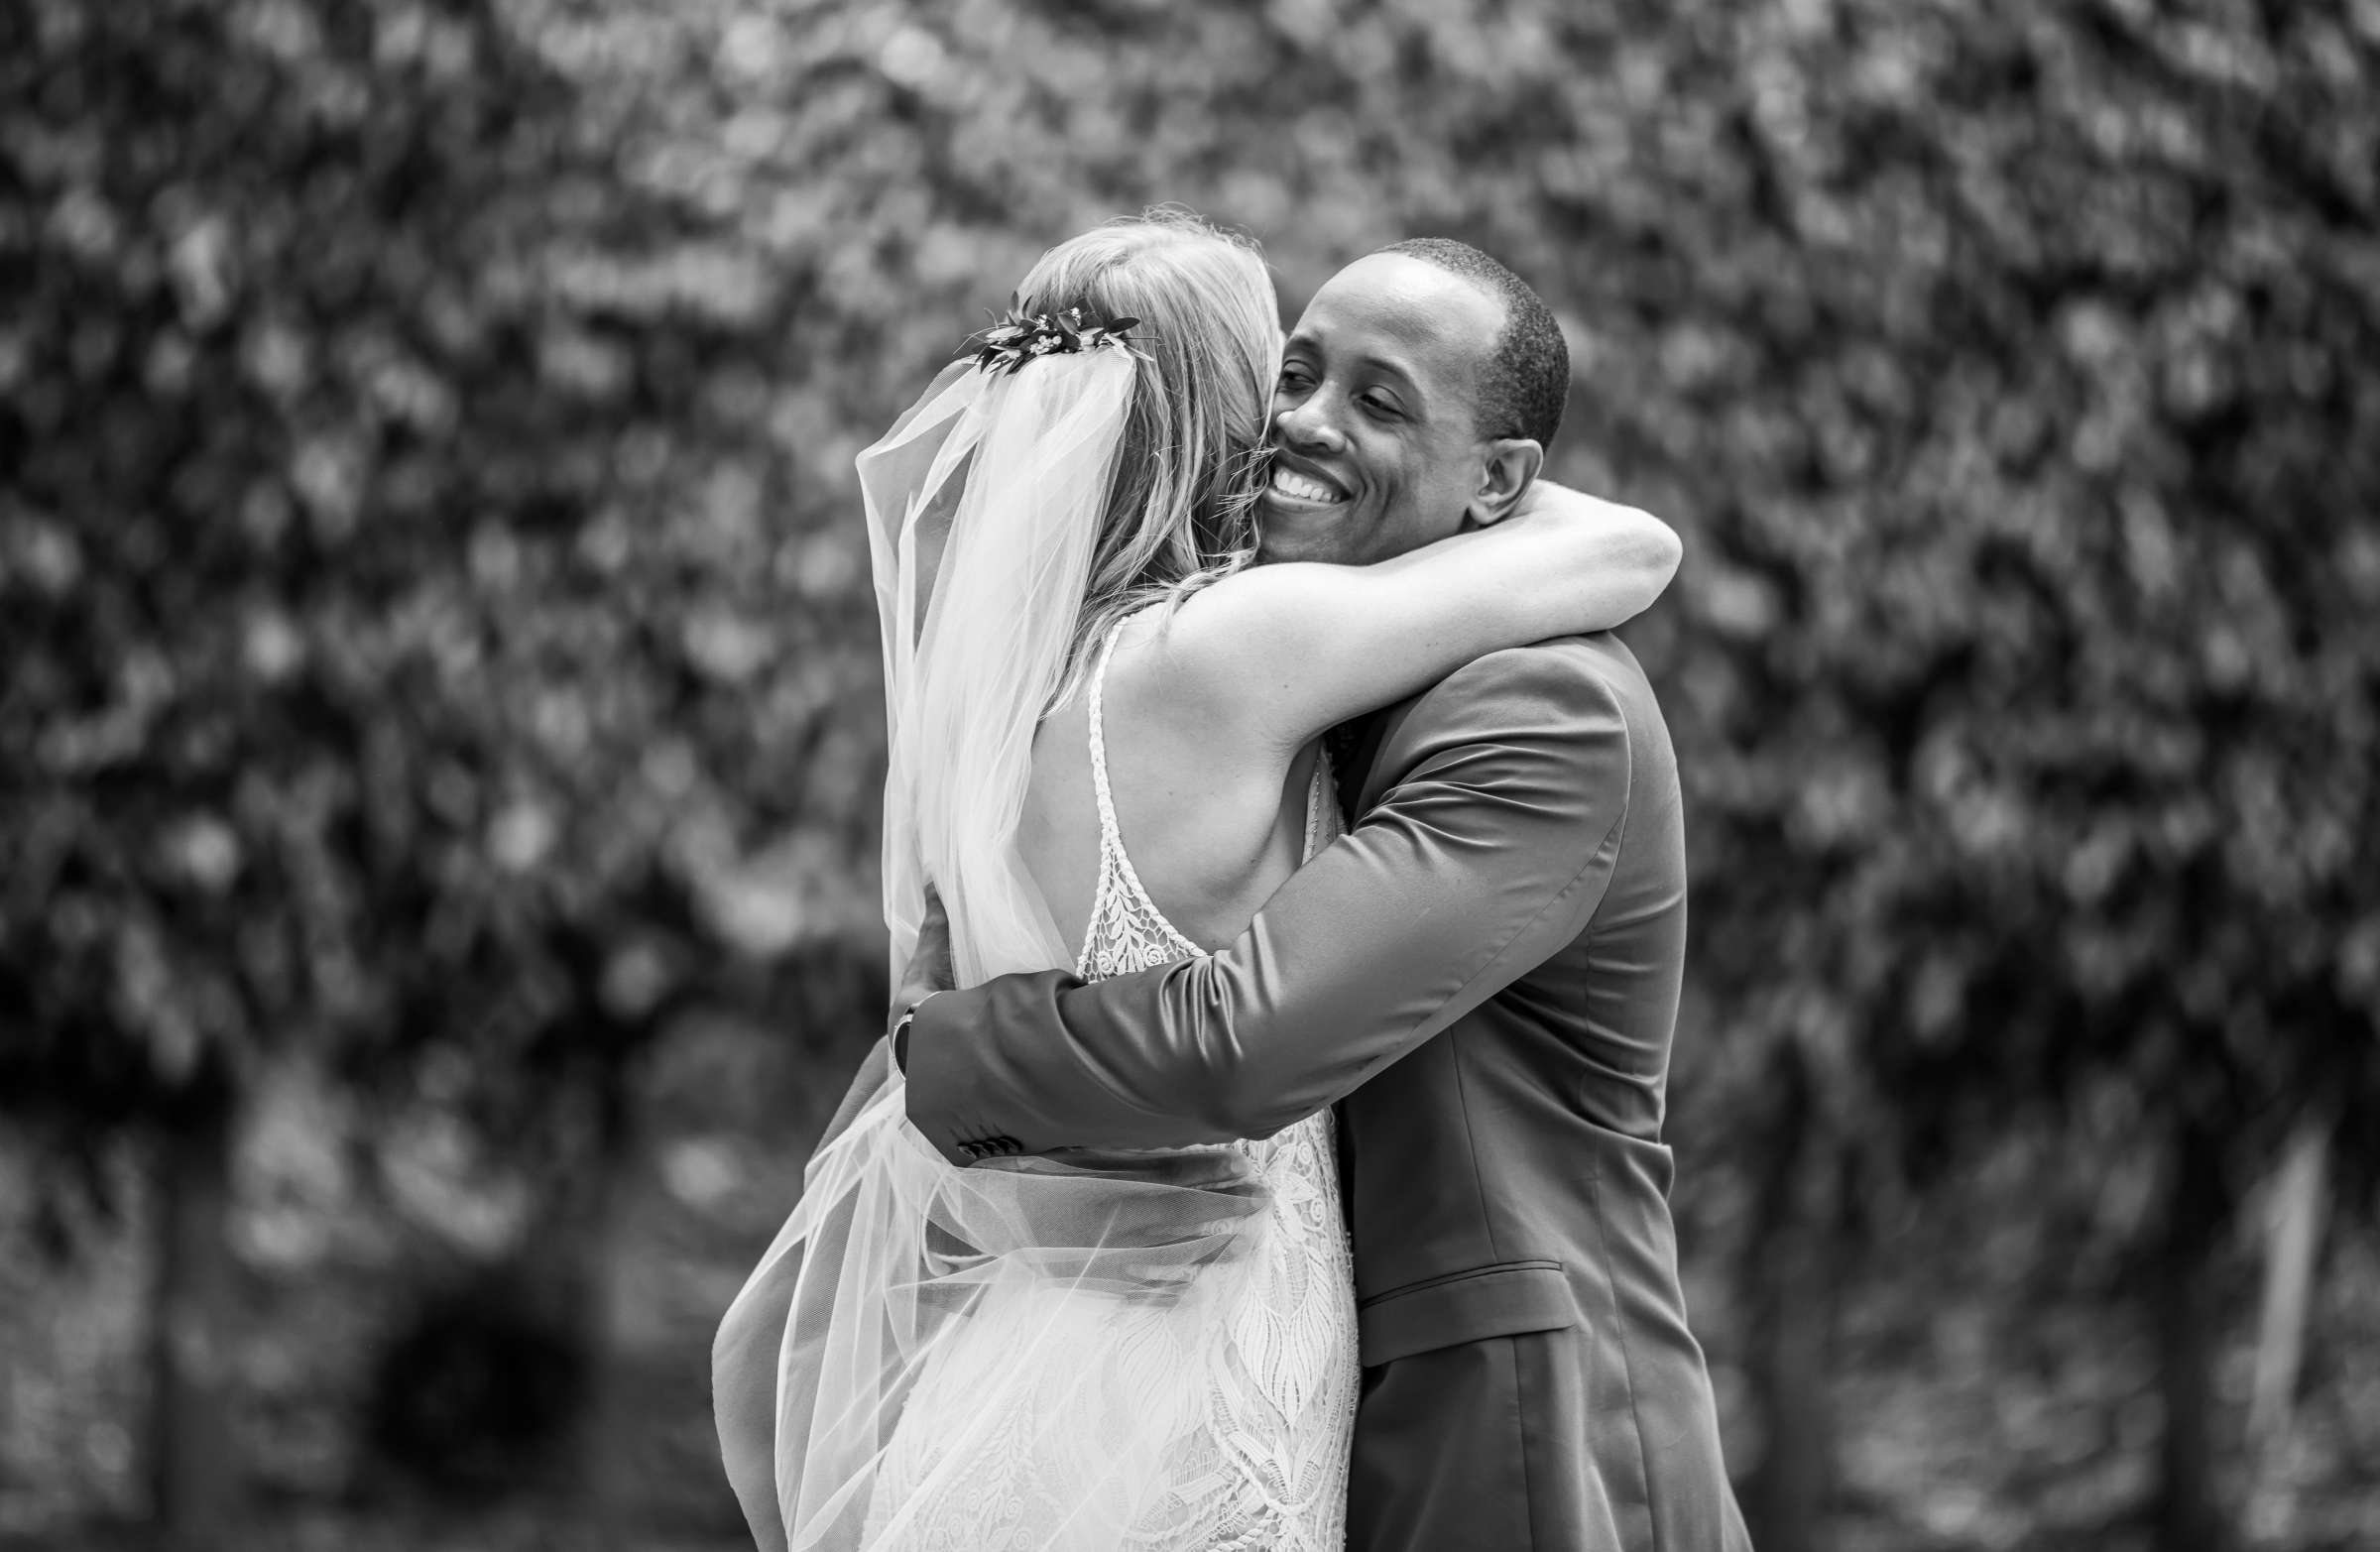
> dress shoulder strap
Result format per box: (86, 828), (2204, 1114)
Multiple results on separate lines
(1086, 616), (1130, 857)
(1077, 613), (1203, 974)
(1301, 743), (1340, 863)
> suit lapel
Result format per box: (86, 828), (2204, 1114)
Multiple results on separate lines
(1323, 696), (1426, 1233)
(1324, 717), (1373, 818)
(1331, 698), (1419, 821)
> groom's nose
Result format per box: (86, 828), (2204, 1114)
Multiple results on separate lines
(1273, 397), (1347, 456)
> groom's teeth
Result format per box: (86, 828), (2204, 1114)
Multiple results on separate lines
(1271, 469), (1343, 504)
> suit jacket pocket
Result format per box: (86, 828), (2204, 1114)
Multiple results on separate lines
(1357, 1259), (1578, 1367)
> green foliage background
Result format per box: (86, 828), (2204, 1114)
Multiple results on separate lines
(2, 1), (2375, 1549)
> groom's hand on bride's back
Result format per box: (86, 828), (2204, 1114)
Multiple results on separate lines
(996, 1145), (1271, 1305)
(888, 893), (1265, 1302)
(891, 889), (956, 1068)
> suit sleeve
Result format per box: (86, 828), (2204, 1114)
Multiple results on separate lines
(903, 647), (1634, 1164)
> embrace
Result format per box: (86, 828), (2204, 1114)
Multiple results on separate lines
(714, 211), (1751, 1551)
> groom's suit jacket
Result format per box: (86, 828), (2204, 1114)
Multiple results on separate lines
(903, 633), (1750, 1552)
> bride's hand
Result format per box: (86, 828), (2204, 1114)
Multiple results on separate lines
(891, 888), (956, 1044)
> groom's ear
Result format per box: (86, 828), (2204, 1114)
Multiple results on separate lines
(1464, 437), (1545, 528)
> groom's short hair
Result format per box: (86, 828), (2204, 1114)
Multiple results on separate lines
(1375, 238), (1568, 450)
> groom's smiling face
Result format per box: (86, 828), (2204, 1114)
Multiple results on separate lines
(1256, 253), (1513, 567)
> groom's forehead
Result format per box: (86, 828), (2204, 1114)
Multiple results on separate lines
(1290, 256), (1497, 384)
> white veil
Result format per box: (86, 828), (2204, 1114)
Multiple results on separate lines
(721, 347), (1277, 1550)
(872, 350), (1111, 988)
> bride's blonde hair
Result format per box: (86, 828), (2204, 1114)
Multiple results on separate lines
(1010, 208), (1280, 711)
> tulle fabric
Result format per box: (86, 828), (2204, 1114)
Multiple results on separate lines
(724, 351), (1280, 1550)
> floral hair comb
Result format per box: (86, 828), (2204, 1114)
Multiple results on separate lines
(969, 297), (1142, 376)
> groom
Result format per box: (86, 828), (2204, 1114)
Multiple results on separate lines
(892, 239), (1752, 1551)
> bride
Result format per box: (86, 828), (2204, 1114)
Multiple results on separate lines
(715, 210), (1679, 1550)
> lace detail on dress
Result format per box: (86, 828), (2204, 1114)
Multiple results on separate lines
(1077, 623), (1208, 979)
(1068, 618), (1360, 1551)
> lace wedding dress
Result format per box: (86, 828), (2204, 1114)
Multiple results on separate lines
(862, 622), (1360, 1550)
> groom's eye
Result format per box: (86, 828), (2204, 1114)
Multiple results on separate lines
(1359, 393), (1401, 419)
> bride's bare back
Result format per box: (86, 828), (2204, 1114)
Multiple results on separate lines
(1021, 610), (1324, 959)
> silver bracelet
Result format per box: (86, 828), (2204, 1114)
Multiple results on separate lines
(891, 990), (943, 1072)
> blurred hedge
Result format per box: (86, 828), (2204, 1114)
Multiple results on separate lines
(2, 0), (892, 1145)
(4, 1), (2376, 1548)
